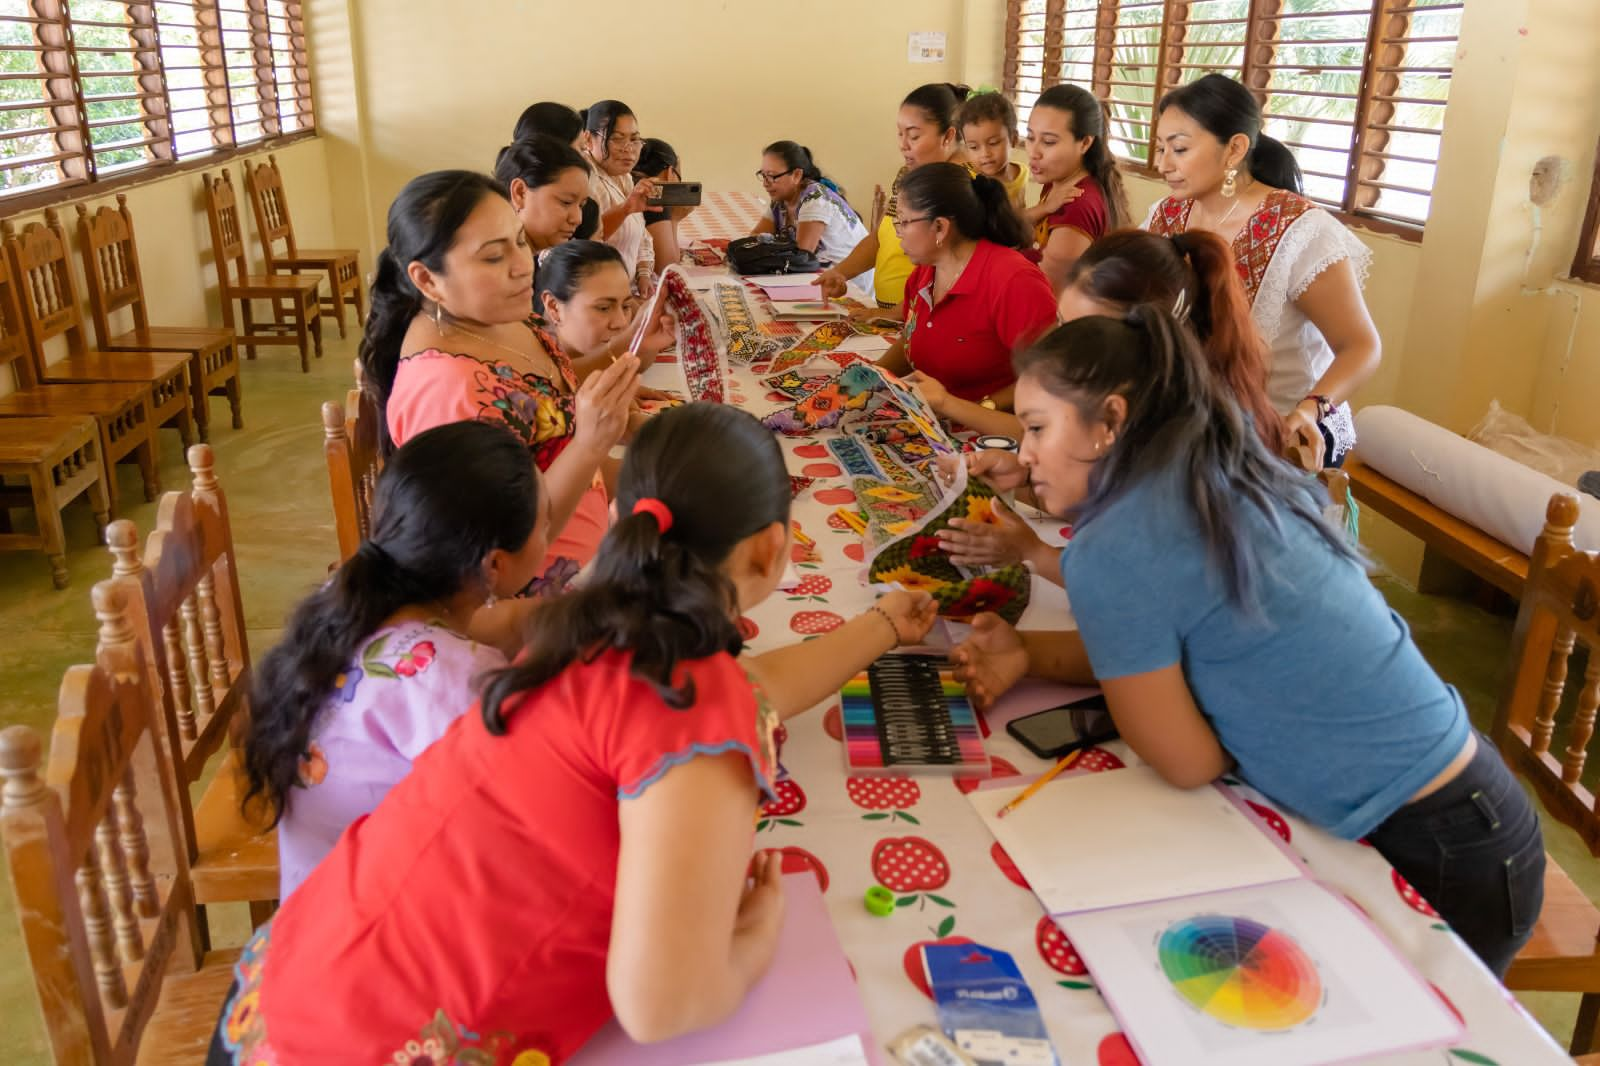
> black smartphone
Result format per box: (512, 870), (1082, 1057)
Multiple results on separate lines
(1005, 694), (1113, 760)
(645, 181), (702, 207)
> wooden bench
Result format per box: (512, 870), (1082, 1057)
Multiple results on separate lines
(245, 153), (363, 339)
(1344, 454), (1528, 598)
(1492, 493), (1600, 1054)
(0, 579), (239, 1063)
(77, 195), (243, 441)
(0, 416), (110, 588)
(204, 168), (323, 372)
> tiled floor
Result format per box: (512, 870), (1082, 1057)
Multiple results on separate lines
(0, 337), (1594, 1060)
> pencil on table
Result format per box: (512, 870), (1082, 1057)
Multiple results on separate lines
(996, 749), (1082, 819)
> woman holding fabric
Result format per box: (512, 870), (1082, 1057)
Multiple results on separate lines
(1144, 73), (1379, 467)
(817, 82), (972, 309)
(873, 163), (1055, 424)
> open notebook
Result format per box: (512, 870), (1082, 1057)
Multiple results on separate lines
(967, 765), (1462, 1066)
(569, 873), (873, 1065)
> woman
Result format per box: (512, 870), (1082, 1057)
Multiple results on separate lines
(1145, 73), (1379, 466)
(959, 90), (1028, 210)
(511, 101), (599, 239)
(817, 82), (972, 310)
(495, 133), (592, 292)
(536, 240), (670, 406)
(933, 227), (1287, 577)
(950, 309), (1542, 979)
(210, 404), (937, 1064)
(751, 140), (869, 287)
(582, 99), (656, 297)
(634, 137), (691, 271)
(243, 421), (548, 898)
(1020, 84), (1131, 294)
(875, 162), (1054, 420)
(359, 170), (638, 591)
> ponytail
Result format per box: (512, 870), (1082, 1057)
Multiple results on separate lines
(1034, 84), (1131, 228)
(1015, 307), (1353, 609)
(241, 421), (541, 825)
(1157, 73), (1303, 194)
(764, 139), (848, 201)
(480, 403), (790, 733)
(899, 162), (1029, 250)
(358, 170), (507, 455)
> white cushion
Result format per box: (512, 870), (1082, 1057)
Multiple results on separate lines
(1354, 405), (1600, 557)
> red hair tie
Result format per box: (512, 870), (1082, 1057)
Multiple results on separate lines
(632, 497), (674, 533)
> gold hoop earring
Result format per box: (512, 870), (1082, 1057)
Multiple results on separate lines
(431, 300), (444, 330)
(1221, 167), (1238, 199)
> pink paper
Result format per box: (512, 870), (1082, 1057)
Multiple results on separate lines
(569, 874), (875, 1065)
(762, 284), (823, 301)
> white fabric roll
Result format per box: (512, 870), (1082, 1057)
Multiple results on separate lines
(1354, 405), (1600, 557)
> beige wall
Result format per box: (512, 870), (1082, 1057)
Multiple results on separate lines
(0, 137), (338, 392)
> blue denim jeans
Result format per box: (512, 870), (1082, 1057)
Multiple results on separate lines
(1366, 734), (1544, 978)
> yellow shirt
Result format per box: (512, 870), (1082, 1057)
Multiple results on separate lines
(873, 161), (981, 306)
(1002, 160), (1028, 211)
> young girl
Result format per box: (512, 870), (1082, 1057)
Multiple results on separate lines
(582, 99), (656, 297)
(950, 309), (1543, 978)
(210, 403), (937, 1063)
(752, 140), (869, 286)
(1146, 73), (1379, 465)
(959, 90), (1027, 210)
(933, 228), (1286, 578)
(1022, 84), (1131, 294)
(360, 169), (637, 589)
(242, 421), (548, 898)
(817, 82), (972, 310)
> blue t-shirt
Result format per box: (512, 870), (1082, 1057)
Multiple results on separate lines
(1060, 471), (1469, 840)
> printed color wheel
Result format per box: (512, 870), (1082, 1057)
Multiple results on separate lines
(1158, 915), (1321, 1031)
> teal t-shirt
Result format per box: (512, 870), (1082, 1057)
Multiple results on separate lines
(1060, 472), (1469, 840)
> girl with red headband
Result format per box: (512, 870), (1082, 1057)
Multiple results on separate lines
(210, 403), (937, 1065)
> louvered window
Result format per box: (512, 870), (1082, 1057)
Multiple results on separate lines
(0, 0), (314, 204)
(1004, 0), (1462, 229)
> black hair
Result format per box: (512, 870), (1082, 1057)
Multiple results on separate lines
(581, 99), (636, 159)
(1157, 74), (1302, 193)
(762, 139), (850, 205)
(241, 420), (541, 825)
(634, 138), (679, 179)
(358, 170), (507, 454)
(902, 82), (972, 133)
(494, 133), (590, 194)
(958, 90), (1019, 143)
(480, 403), (790, 733)
(1032, 84), (1131, 229)
(1014, 308), (1353, 609)
(898, 161), (1030, 250)
(535, 238), (626, 310)
(513, 101), (583, 145)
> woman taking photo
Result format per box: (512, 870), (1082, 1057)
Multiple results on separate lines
(1145, 73), (1378, 466)
(582, 99), (657, 297)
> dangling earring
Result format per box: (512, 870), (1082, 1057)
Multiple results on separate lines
(431, 300), (444, 331)
(1221, 167), (1238, 199)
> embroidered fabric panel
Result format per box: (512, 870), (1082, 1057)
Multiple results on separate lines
(661, 268), (726, 403)
(715, 282), (781, 366)
(764, 320), (857, 375)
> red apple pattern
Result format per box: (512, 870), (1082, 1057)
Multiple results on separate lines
(872, 836), (950, 893)
(848, 776), (921, 823)
(902, 936), (974, 999)
(954, 756), (1019, 795)
(991, 842), (1029, 889)
(1036, 915), (1091, 988)
(759, 779), (806, 831)
(789, 610), (844, 635)
(1393, 869), (1440, 917)
(1246, 800), (1291, 844)
(1096, 1034), (1138, 1066)
(787, 574), (833, 601)
(1076, 747), (1125, 773)
(774, 846), (829, 892)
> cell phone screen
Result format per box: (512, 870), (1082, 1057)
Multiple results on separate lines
(1006, 707), (1078, 759)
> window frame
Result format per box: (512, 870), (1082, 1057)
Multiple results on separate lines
(1570, 136), (1600, 285)
(1002, 0), (1462, 242)
(0, 0), (315, 213)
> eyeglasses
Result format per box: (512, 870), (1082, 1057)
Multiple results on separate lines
(755, 169), (794, 184)
(892, 215), (935, 233)
(607, 134), (643, 148)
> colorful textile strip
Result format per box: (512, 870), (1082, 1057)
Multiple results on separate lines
(660, 269), (725, 403)
(715, 283), (780, 366)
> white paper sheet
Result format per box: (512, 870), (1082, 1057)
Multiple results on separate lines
(1057, 879), (1462, 1066)
(968, 765), (1303, 915)
(689, 1034), (871, 1066)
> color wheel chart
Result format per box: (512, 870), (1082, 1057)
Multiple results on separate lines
(1158, 915), (1322, 1031)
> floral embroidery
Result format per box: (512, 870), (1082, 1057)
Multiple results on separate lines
(961, 495), (1004, 527)
(360, 631), (440, 682)
(298, 742), (328, 787)
(395, 641), (437, 678)
(874, 564), (952, 594)
(334, 667), (364, 703)
(1148, 190), (1312, 307)
(942, 576), (1021, 620)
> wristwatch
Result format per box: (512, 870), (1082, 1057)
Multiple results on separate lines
(979, 395), (998, 411)
(1306, 393), (1336, 421)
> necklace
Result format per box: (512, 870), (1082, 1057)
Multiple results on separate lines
(431, 307), (536, 364)
(1196, 177), (1253, 235)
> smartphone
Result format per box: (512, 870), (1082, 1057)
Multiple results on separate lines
(645, 181), (702, 207)
(1005, 694), (1114, 760)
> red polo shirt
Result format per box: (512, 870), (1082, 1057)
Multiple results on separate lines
(900, 239), (1058, 403)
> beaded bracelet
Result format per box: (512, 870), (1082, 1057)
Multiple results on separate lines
(868, 604), (902, 646)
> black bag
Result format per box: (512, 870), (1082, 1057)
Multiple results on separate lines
(725, 234), (823, 275)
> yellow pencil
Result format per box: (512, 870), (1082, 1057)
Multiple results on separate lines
(995, 749), (1082, 819)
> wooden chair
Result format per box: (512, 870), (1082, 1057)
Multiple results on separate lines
(322, 385), (382, 563)
(203, 168), (323, 372)
(0, 416), (110, 588)
(0, 235), (158, 511)
(105, 443), (276, 940)
(4, 211), (194, 451)
(1491, 492), (1600, 1054)
(0, 580), (240, 1064)
(244, 154), (363, 339)
(76, 196), (243, 441)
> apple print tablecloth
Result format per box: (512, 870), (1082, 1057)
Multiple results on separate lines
(642, 217), (1569, 1066)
